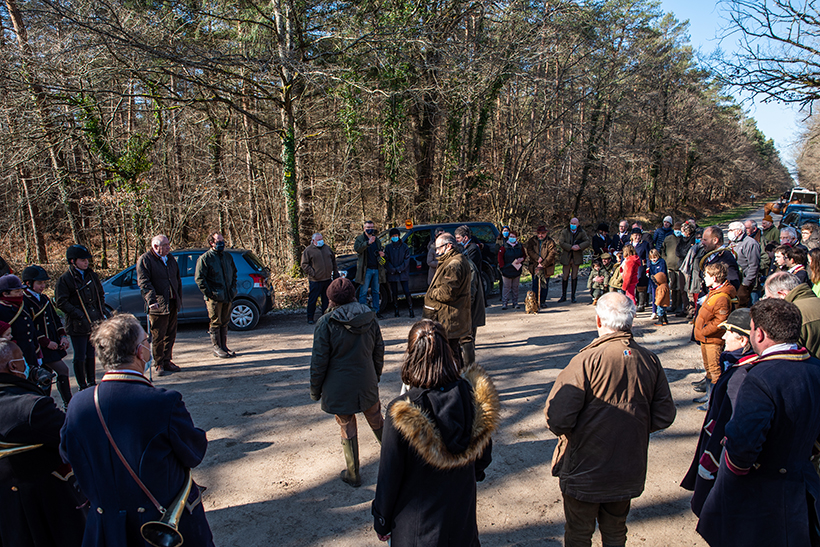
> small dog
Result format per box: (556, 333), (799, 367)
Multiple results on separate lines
(525, 291), (540, 314)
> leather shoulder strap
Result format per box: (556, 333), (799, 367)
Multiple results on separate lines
(94, 385), (166, 514)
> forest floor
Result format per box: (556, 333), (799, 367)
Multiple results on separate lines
(63, 207), (769, 546)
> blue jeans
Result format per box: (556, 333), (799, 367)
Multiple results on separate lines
(359, 268), (380, 312)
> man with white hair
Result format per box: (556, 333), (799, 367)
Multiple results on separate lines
(137, 234), (182, 375)
(727, 221), (761, 308)
(764, 271), (820, 358)
(300, 232), (338, 325)
(780, 226), (808, 252)
(544, 292), (676, 547)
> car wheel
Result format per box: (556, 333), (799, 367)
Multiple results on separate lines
(229, 300), (260, 331)
(481, 271), (494, 296)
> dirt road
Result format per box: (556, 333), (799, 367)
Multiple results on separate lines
(73, 213), (769, 545)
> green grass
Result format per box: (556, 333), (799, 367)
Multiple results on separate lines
(697, 197), (774, 227)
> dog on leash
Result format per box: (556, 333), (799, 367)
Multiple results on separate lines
(525, 291), (540, 314)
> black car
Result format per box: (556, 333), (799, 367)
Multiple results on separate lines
(779, 211), (820, 230)
(337, 222), (502, 298)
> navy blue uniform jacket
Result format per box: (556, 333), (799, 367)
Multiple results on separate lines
(697, 348), (820, 546)
(60, 372), (214, 547)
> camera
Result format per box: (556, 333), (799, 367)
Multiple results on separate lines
(31, 367), (56, 391)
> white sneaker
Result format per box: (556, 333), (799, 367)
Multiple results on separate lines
(651, 313), (658, 320)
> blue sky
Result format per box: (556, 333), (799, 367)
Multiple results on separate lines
(659, 0), (803, 174)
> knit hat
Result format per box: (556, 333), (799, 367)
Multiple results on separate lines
(389, 228), (401, 237)
(719, 308), (752, 336)
(327, 277), (356, 306)
(663, 215), (673, 224)
(763, 214), (774, 222)
(536, 225), (547, 233)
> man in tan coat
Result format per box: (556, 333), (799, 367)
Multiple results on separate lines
(423, 233), (472, 365)
(545, 292), (676, 547)
(525, 225), (558, 308)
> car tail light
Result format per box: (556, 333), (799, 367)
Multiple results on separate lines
(250, 273), (266, 288)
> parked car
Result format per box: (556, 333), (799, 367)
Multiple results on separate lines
(336, 222), (502, 304)
(102, 248), (274, 331)
(779, 211), (820, 230)
(782, 203), (818, 216)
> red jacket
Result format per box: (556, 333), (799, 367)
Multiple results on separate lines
(622, 255), (641, 291)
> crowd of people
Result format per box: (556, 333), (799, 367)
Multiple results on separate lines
(3, 210), (820, 546)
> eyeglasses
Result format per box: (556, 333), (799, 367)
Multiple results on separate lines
(435, 244), (449, 250)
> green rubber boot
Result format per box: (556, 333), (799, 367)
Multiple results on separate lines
(340, 437), (361, 487)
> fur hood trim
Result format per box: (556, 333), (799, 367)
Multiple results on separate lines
(390, 364), (500, 470)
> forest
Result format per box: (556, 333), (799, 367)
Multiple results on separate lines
(0, 0), (794, 273)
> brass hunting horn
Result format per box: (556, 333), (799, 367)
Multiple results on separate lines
(140, 469), (194, 547)
(0, 441), (43, 459)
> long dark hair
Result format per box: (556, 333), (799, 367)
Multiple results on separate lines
(810, 248), (820, 284)
(401, 320), (461, 389)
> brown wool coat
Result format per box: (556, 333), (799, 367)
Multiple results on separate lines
(694, 282), (736, 344)
(423, 248), (472, 340)
(558, 227), (591, 266)
(525, 236), (558, 278)
(544, 331), (676, 503)
(653, 272), (670, 307)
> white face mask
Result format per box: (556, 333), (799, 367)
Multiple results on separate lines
(138, 343), (152, 374)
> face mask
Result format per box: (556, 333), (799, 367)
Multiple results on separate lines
(138, 343), (152, 375)
(508, 237), (517, 244)
(316, 239), (324, 247)
(366, 229), (376, 236)
(391, 236), (399, 243)
(214, 241), (225, 252)
(9, 358), (29, 380)
(502, 231), (509, 238)
(570, 224), (577, 231)
(695, 239), (701, 245)
(674, 230), (681, 237)
(651, 259), (658, 264)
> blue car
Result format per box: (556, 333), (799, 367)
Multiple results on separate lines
(102, 248), (274, 330)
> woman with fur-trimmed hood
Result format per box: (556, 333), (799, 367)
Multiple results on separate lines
(372, 319), (499, 546)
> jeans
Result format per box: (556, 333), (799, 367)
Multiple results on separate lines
(359, 268), (380, 312)
(307, 279), (331, 320)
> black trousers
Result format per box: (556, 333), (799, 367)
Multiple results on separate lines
(389, 280), (412, 309)
(307, 279), (331, 320)
(70, 335), (96, 389)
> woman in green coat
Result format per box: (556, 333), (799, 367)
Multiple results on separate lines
(310, 277), (385, 487)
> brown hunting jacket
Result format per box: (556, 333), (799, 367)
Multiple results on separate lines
(544, 330), (676, 503)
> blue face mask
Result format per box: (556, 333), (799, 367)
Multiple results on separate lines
(695, 239), (701, 245)
(502, 231), (509, 238)
(391, 236), (399, 243)
(316, 239), (324, 247)
(139, 343), (152, 375)
(570, 224), (578, 231)
(674, 230), (682, 237)
(508, 237), (517, 244)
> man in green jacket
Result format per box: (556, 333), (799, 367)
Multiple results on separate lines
(423, 233), (472, 364)
(195, 232), (237, 358)
(764, 271), (820, 358)
(354, 220), (386, 318)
